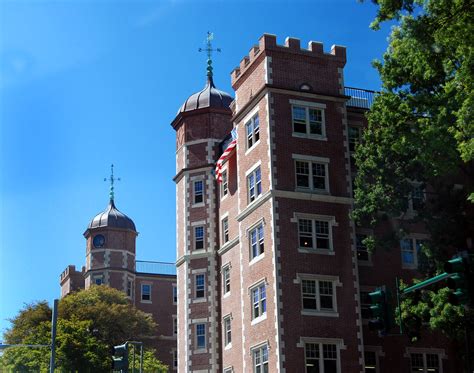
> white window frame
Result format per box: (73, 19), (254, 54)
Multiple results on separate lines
(304, 342), (340, 373)
(400, 235), (428, 269)
(408, 182), (426, 213)
(405, 347), (445, 373)
(290, 99), (327, 140)
(247, 165), (262, 204)
(126, 278), (134, 298)
(296, 274), (341, 317)
(193, 179), (204, 206)
(195, 273), (205, 299)
(294, 213), (336, 254)
(250, 281), (267, 323)
(172, 315), (177, 336)
(222, 217), (229, 244)
(195, 323), (206, 350)
(298, 337), (345, 373)
(141, 283), (151, 302)
(251, 343), (269, 373)
(221, 169), (229, 199)
(222, 264), (231, 295)
(294, 158), (329, 193)
(223, 314), (232, 348)
(246, 113), (260, 150)
(364, 346), (384, 373)
(249, 222), (265, 261)
(194, 226), (205, 251)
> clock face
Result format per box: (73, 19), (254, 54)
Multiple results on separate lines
(93, 234), (105, 248)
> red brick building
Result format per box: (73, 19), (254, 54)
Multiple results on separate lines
(60, 194), (178, 369)
(171, 34), (461, 373)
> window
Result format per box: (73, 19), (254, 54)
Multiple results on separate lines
(348, 126), (361, 152)
(356, 234), (369, 262)
(248, 167), (262, 203)
(401, 238), (425, 269)
(195, 274), (205, 298)
(94, 276), (103, 285)
(173, 317), (178, 336)
(127, 279), (133, 297)
(252, 344), (268, 373)
(364, 351), (377, 373)
(224, 368), (233, 373)
(246, 113), (260, 149)
(221, 170), (228, 197)
(360, 291), (372, 319)
(292, 105), (325, 137)
(410, 184), (425, 211)
(223, 266), (231, 294)
(172, 285), (177, 304)
(410, 353), (440, 373)
(173, 350), (177, 369)
(250, 223), (264, 260)
(251, 283), (267, 319)
(295, 160), (328, 192)
(141, 284), (151, 301)
(193, 180), (204, 204)
(298, 218), (332, 252)
(222, 218), (229, 244)
(305, 343), (338, 373)
(223, 316), (232, 346)
(194, 226), (204, 250)
(301, 279), (335, 312)
(196, 323), (206, 349)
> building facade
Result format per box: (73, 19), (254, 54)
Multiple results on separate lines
(172, 34), (461, 373)
(60, 195), (178, 369)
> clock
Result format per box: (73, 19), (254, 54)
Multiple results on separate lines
(93, 234), (105, 248)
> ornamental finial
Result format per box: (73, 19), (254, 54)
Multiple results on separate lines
(198, 31), (221, 80)
(104, 164), (120, 202)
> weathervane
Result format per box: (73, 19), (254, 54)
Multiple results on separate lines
(104, 164), (120, 202)
(198, 31), (221, 78)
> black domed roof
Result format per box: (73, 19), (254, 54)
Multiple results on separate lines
(179, 76), (233, 114)
(88, 199), (136, 232)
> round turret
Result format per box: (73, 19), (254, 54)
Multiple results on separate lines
(88, 199), (136, 232)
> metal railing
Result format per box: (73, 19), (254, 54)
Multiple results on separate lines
(135, 260), (176, 276)
(345, 86), (378, 109)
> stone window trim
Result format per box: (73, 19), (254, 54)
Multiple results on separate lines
(404, 347), (446, 373)
(248, 278), (268, 324)
(194, 323), (207, 354)
(290, 99), (327, 141)
(245, 112), (261, 151)
(93, 274), (104, 286)
(194, 225), (205, 251)
(400, 233), (429, 270)
(250, 341), (270, 373)
(171, 348), (177, 370)
(247, 219), (265, 262)
(291, 212), (338, 255)
(356, 228), (373, 266)
(140, 282), (152, 303)
(126, 277), (134, 298)
(348, 125), (363, 153)
(172, 315), (178, 337)
(364, 346), (385, 373)
(243, 106), (261, 155)
(192, 178), (205, 207)
(222, 313), (232, 348)
(220, 168), (229, 200)
(292, 154), (330, 194)
(294, 273), (342, 317)
(245, 161), (263, 205)
(297, 337), (346, 373)
(222, 216), (230, 245)
(222, 263), (231, 296)
(194, 273), (206, 300)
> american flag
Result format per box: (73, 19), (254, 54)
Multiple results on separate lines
(215, 128), (237, 182)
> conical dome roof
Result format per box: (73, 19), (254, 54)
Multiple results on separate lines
(88, 199), (136, 232)
(178, 76), (233, 114)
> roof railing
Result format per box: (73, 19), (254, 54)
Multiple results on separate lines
(135, 260), (176, 276)
(345, 86), (378, 109)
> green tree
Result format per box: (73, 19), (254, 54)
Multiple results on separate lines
(354, 0), (474, 352)
(0, 286), (167, 372)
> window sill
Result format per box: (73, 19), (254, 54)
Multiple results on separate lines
(140, 300), (152, 304)
(295, 188), (330, 195)
(298, 248), (335, 255)
(192, 298), (207, 304)
(192, 202), (205, 208)
(220, 193), (229, 202)
(193, 348), (208, 354)
(402, 265), (418, 270)
(223, 292), (231, 299)
(249, 253), (265, 266)
(224, 343), (232, 350)
(357, 260), (373, 267)
(192, 249), (206, 254)
(292, 132), (327, 141)
(301, 310), (339, 317)
(251, 313), (267, 326)
(245, 140), (260, 156)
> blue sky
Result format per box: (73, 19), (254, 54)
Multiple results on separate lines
(0, 0), (392, 334)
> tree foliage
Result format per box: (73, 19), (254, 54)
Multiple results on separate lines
(355, 0), (474, 341)
(0, 286), (167, 372)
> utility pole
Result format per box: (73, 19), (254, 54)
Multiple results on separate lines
(49, 299), (58, 373)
